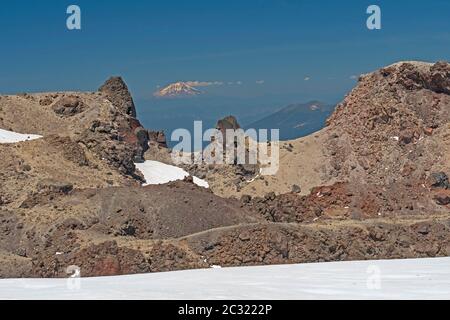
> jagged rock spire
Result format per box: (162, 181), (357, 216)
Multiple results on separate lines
(99, 77), (137, 118)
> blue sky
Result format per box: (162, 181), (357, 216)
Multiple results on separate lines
(1, 0), (449, 102)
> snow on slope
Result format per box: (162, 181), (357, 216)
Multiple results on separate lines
(1, 258), (449, 300)
(0, 128), (42, 143)
(135, 160), (209, 188)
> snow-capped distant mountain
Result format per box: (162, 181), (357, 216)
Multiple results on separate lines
(154, 82), (202, 98)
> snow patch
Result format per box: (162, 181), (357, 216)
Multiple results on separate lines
(0, 257), (449, 300)
(135, 160), (209, 188)
(0, 128), (42, 144)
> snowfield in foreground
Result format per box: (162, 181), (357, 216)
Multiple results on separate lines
(135, 160), (209, 188)
(1, 258), (449, 300)
(0, 128), (42, 143)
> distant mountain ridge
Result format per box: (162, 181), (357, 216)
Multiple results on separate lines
(245, 101), (335, 140)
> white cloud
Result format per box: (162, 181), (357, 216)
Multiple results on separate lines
(256, 80), (265, 84)
(185, 81), (224, 87)
(350, 75), (358, 80)
(236, 81), (243, 85)
(304, 77), (310, 81)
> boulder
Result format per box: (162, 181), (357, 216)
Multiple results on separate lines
(52, 96), (84, 116)
(291, 184), (301, 193)
(134, 127), (150, 163)
(427, 172), (449, 189)
(433, 190), (450, 206)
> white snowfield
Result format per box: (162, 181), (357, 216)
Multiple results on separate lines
(135, 160), (209, 188)
(1, 258), (449, 300)
(0, 128), (42, 143)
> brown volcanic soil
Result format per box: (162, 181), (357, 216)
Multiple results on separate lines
(0, 135), (133, 209)
(0, 180), (261, 277)
(1, 62), (449, 278)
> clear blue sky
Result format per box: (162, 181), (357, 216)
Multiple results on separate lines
(1, 0), (449, 101)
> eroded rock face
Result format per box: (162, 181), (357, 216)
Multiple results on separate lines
(76, 123), (142, 179)
(99, 76), (137, 117)
(186, 220), (450, 268)
(242, 183), (358, 223)
(31, 240), (151, 278)
(322, 61), (450, 215)
(97, 78), (149, 164)
(228, 61), (449, 225)
(73, 77), (150, 176)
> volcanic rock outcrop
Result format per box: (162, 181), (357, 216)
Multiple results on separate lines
(1, 62), (449, 278)
(208, 61), (450, 218)
(323, 61), (450, 216)
(99, 76), (137, 118)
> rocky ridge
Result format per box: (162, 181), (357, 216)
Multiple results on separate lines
(0, 62), (449, 278)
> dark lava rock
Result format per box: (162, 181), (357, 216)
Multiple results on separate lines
(52, 96), (84, 117)
(99, 77), (136, 117)
(428, 172), (450, 189)
(434, 191), (450, 206)
(134, 127), (149, 163)
(291, 184), (301, 193)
